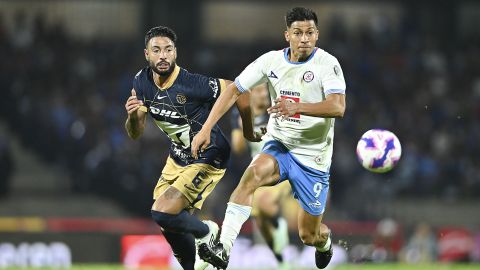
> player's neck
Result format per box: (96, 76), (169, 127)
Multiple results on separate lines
(153, 72), (170, 88)
(152, 65), (178, 89)
(289, 49), (313, 63)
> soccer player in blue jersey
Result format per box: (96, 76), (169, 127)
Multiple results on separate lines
(192, 7), (346, 269)
(124, 26), (250, 270)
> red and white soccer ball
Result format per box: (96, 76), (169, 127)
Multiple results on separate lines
(356, 129), (402, 173)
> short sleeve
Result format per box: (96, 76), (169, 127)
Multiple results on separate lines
(322, 56), (346, 96)
(191, 74), (223, 103)
(235, 52), (271, 93)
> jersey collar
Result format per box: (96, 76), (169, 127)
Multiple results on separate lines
(154, 65), (180, 90)
(283, 47), (317, 65)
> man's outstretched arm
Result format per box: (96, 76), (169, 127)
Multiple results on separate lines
(191, 83), (243, 158)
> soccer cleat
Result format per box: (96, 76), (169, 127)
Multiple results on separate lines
(196, 220), (219, 249)
(195, 243), (214, 270)
(198, 242), (229, 270)
(314, 244), (333, 269)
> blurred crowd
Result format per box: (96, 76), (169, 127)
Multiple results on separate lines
(0, 9), (479, 222)
(347, 218), (480, 264)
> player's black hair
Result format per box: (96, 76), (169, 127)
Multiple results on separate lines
(144, 26), (177, 48)
(285, 7), (318, 28)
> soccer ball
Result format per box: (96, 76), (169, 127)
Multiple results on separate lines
(356, 129), (402, 173)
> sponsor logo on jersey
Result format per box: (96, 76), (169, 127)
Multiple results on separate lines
(176, 94), (187, 104)
(209, 79), (219, 98)
(268, 71), (278, 79)
(303, 71), (314, 82)
(156, 95), (168, 100)
(279, 90), (300, 96)
(150, 107), (181, 118)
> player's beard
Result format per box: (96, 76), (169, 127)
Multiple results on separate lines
(150, 60), (176, 77)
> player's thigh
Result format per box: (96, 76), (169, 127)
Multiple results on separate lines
(153, 157), (225, 212)
(241, 153), (281, 188)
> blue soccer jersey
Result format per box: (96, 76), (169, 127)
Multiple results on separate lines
(133, 65), (230, 169)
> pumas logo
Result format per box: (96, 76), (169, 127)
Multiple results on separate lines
(150, 107), (181, 118)
(268, 71), (278, 79)
(176, 94), (187, 104)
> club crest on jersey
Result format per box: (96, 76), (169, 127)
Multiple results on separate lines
(176, 94), (187, 104)
(303, 71), (314, 82)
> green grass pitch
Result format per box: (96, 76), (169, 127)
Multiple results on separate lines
(2, 264), (479, 270)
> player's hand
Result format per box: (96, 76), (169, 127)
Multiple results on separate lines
(244, 131), (264, 142)
(267, 97), (299, 120)
(191, 129), (211, 159)
(125, 89), (144, 118)
(244, 127), (266, 142)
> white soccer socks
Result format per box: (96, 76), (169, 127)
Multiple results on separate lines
(316, 234), (332, 252)
(219, 202), (252, 252)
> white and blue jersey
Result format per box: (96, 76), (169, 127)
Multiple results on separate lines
(235, 48), (346, 215)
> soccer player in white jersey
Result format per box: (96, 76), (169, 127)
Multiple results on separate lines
(191, 7), (346, 269)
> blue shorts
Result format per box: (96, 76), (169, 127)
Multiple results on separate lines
(262, 140), (330, 216)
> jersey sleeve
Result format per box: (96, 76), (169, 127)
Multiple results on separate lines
(132, 69), (149, 112)
(235, 52), (271, 93)
(190, 74), (224, 103)
(322, 56), (346, 96)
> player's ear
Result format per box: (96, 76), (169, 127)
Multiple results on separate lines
(284, 30), (290, 42)
(144, 48), (149, 61)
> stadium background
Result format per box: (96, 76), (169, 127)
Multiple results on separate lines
(0, 0), (479, 269)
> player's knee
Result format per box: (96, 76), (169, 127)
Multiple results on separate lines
(239, 169), (261, 192)
(245, 163), (269, 187)
(151, 210), (176, 231)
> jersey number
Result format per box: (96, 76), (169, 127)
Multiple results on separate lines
(313, 183), (322, 198)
